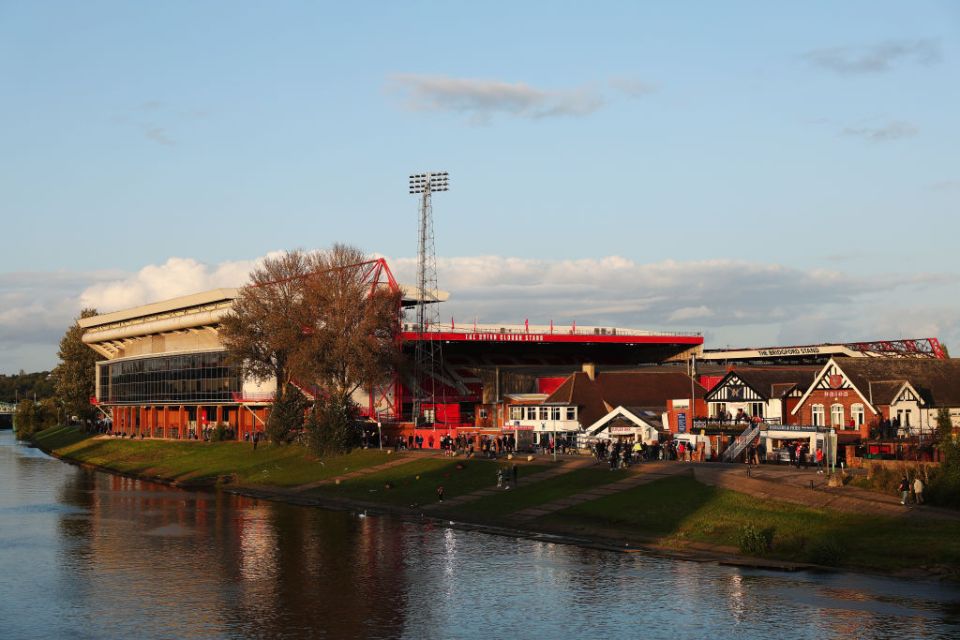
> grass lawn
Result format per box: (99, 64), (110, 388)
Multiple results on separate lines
(451, 467), (628, 519)
(309, 457), (547, 507)
(33, 426), (392, 487)
(543, 474), (960, 572)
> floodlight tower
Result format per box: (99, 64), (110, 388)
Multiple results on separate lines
(408, 172), (449, 425)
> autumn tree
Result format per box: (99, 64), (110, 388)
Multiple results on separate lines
(220, 250), (313, 444)
(222, 245), (401, 451)
(296, 245), (402, 453)
(53, 308), (102, 422)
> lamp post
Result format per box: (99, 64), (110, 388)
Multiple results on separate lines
(552, 410), (557, 462)
(376, 411), (383, 451)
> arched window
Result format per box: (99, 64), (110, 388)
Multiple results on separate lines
(830, 404), (844, 427)
(811, 404), (825, 426)
(851, 404), (865, 427)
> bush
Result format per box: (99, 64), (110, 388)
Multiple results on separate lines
(306, 395), (360, 456)
(806, 539), (847, 566)
(266, 384), (307, 445)
(737, 524), (774, 556)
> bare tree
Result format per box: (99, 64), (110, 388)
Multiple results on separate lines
(295, 244), (402, 407)
(222, 246), (401, 448)
(221, 250), (313, 442)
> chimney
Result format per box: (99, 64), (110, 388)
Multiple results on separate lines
(582, 362), (596, 381)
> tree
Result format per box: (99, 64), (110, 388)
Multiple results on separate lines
(53, 309), (102, 421)
(267, 383), (308, 444)
(14, 399), (38, 440)
(296, 246), (402, 405)
(222, 245), (401, 450)
(294, 245), (402, 452)
(220, 250), (313, 443)
(936, 406), (954, 444)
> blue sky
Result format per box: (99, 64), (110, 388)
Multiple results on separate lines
(1, 1), (958, 372)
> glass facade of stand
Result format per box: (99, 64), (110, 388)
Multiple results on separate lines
(98, 351), (241, 404)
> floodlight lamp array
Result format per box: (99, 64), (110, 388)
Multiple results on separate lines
(409, 171), (449, 194)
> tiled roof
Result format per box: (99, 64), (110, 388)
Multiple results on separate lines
(714, 366), (820, 400)
(545, 370), (704, 427)
(837, 359), (960, 407)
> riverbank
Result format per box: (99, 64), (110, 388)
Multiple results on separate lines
(33, 427), (960, 580)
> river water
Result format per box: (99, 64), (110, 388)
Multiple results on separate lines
(1, 431), (958, 639)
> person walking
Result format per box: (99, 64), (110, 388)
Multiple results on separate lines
(436, 485), (445, 503)
(898, 477), (910, 505)
(913, 476), (925, 505)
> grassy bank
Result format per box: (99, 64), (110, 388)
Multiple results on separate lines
(542, 474), (960, 574)
(33, 426), (392, 487)
(306, 457), (545, 506)
(33, 427), (960, 577)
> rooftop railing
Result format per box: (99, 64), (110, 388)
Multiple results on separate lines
(401, 321), (701, 338)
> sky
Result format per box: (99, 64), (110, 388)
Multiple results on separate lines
(1, 1), (958, 373)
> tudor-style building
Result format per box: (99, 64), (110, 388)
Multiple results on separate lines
(704, 366), (820, 425)
(791, 357), (960, 442)
(498, 368), (706, 444)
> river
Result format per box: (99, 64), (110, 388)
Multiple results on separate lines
(1, 431), (958, 639)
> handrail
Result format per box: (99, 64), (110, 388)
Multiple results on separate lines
(722, 423), (761, 462)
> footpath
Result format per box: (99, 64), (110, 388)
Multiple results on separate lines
(422, 457), (595, 512)
(508, 462), (687, 522)
(693, 464), (960, 521)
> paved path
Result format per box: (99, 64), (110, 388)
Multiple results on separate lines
(422, 457), (596, 512)
(508, 463), (689, 522)
(291, 454), (419, 492)
(693, 464), (960, 521)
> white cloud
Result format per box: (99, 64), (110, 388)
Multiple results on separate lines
(387, 74), (605, 123)
(1, 253), (957, 372)
(78, 257), (258, 312)
(841, 120), (918, 142)
(668, 306), (715, 322)
(805, 39), (941, 75)
(386, 255), (954, 339)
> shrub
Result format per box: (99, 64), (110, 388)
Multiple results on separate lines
(737, 524), (774, 556)
(306, 395), (360, 456)
(807, 539), (847, 566)
(266, 384), (307, 445)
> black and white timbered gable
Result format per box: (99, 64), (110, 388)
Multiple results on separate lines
(792, 359), (876, 416)
(705, 373), (765, 402)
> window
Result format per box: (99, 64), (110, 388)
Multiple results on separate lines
(830, 404), (844, 428)
(551, 407), (561, 420)
(565, 407), (576, 421)
(851, 404), (864, 427)
(750, 402), (764, 418)
(510, 406), (523, 421)
(526, 406), (537, 421)
(104, 351), (240, 404)
(811, 404), (825, 426)
(897, 409), (912, 427)
(479, 408), (488, 419)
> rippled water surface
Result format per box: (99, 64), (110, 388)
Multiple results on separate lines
(1, 431), (958, 639)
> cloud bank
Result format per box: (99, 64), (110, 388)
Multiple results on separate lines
(1, 254), (956, 373)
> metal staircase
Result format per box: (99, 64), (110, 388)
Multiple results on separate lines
(722, 423), (761, 462)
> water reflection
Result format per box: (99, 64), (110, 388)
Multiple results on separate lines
(1, 431), (959, 639)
